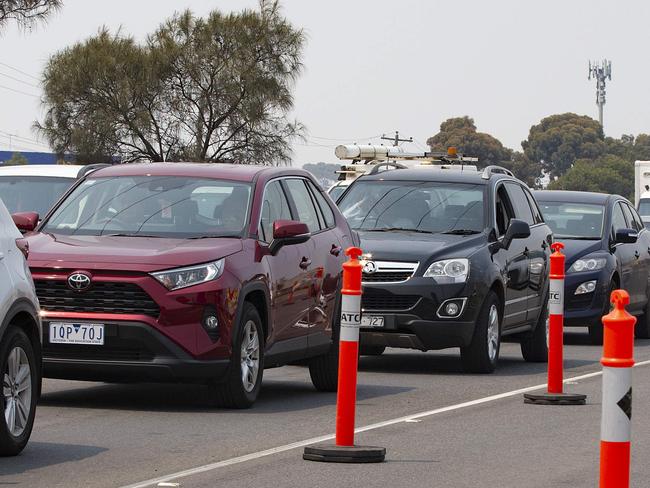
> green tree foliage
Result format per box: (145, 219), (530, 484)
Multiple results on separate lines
(0, 0), (61, 31)
(3, 152), (28, 166)
(605, 134), (650, 161)
(37, 1), (305, 165)
(501, 151), (542, 188)
(427, 116), (512, 168)
(548, 155), (634, 200)
(522, 113), (605, 178)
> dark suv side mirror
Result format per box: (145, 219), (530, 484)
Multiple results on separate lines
(502, 218), (531, 250)
(12, 212), (39, 233)
(269, 220), (310, 255)
(615, 228), (638, 244)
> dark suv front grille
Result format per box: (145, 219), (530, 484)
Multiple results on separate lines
(362, 289), (420, 311)
(35, 280), (160, 317)
(362, 271), (414, 283)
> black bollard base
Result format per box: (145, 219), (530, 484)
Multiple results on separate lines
(303, 444), (386, 463)
(524, 392), (587, 405)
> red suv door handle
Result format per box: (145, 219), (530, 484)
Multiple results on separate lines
(299, 257), (312, 269)
(330, 245), (342, 256)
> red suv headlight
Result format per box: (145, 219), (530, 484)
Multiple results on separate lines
(151, 259), (225, 291)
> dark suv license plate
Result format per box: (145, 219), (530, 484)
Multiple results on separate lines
(361, 315), (385, 328)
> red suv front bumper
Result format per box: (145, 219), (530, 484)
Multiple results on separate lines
(32, 267), (240, 383)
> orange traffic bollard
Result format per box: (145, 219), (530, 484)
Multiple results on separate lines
(303, 247), (386, 463)
(600, 290), (635, 488)
(524, 242), (586, 405)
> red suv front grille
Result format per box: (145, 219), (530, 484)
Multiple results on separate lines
(35, 280), (160, 317)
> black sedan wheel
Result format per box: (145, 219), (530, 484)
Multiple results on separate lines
(635, 296), (650, 339)
(589, 282), (616, 345)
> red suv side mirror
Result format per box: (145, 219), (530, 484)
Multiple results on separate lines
(269, 220), (310, 255)
(12, 212), (39, 233)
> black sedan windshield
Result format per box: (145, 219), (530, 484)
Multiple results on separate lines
(338, 180), (485, 233)
(538, 201), (604, 239)
(0, 176), (75, 215)
(43, 176), (252, 238)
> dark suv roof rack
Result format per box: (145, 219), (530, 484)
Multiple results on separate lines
(368, 162), (408, 175)
(481, 165), (514, 180)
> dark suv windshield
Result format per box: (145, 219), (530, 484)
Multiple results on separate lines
(43, 176), (252, 238)
(0, 176), (75, 215)
(338, 180), (485, 233)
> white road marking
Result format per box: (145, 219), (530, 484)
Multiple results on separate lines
(121, 359), (650, 488)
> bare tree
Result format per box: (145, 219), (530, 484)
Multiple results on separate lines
(37, 1), (305, 165)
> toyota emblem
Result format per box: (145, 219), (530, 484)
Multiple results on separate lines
(68, 272), (91, 291)
(362, 261), (378, 274)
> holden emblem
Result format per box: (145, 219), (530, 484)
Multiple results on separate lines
(362, 261), (378, 274)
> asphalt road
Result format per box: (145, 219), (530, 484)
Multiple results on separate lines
(2, 332), (649, 488)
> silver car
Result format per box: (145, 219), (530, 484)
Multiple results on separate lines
(0, 199), (41, 456)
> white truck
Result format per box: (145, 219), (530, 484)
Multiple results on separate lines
(634, 160), (650, 228)
(327, 145), (479, 202)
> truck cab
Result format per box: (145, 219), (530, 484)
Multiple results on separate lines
(634, 161), (650, 229)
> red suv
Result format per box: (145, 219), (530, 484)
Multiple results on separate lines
(15, 163), (354, 408)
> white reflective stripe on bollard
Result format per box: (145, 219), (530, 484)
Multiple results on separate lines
(601, 367), (632, 442)
(340, 294), (361, 342)
(549, 278), (564, 316)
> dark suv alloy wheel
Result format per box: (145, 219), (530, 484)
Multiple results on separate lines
(208, 303), (264, 409)
(0, 326), (38, 456)
(461, 292), (502, 374)
(520, 296), (549, 362)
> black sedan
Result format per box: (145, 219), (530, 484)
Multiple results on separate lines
(534, 190), (650, 344)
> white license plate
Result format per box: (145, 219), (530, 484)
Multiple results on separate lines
(361, 315), (385, 328)
(49, 323), (105, 345)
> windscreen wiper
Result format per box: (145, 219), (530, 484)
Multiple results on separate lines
(554, 235), (600, 240)
(442, 229), (481, 235)
(187, 234), (239, 239)
(364, 227), (434, 234)
(104, 233), (163, 238)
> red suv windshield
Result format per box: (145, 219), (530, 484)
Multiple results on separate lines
(42, 176), (252, 238)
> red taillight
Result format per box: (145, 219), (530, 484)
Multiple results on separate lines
(15, 238), (29, 259)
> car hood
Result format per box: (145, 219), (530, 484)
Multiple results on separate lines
(356, 230), (485, 262)
(558, 238), (605, 265)
(26, 232), (242, 271)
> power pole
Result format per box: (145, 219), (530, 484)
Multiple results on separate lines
(588, 59), (612, 128)
(381, 131), (413, 147)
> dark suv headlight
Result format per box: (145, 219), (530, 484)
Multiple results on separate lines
(423, 258), (469, 283)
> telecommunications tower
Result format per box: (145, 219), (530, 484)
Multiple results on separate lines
(588, 59), (612, 127)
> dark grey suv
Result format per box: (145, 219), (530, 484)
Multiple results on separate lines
(337, 166), (552, 373)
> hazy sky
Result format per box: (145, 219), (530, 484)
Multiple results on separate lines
(1, 0), (649, 166)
